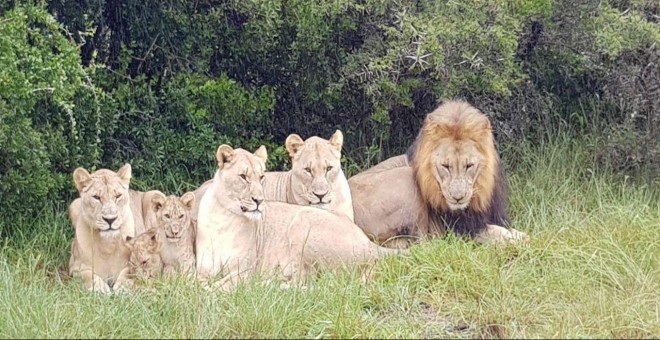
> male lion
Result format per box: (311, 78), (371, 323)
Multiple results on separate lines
(191, 130), (354, 222)
(68, 164), (137, 293)
(125, 228), (163, 281)
(349, 100), (528, 246)
(195, 144), (404, 290)
(150, 191), (196, 277)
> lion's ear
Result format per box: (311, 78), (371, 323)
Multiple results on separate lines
(328, 129), (343, 153)
(180, 192), (195, 211)
(482, 117), (492, 131)
(116, 164), (132, 188)
(151, 191), (166, 213)
(216, 144), (235, 169)
(72, 167), (92, 193)
(285, 134), (304, 158)
(124, 235), (135, 250)
(253, 145), (268, 164)
(146, 228), (161, 252)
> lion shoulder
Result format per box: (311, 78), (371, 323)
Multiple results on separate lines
(128, 189), (165, 234)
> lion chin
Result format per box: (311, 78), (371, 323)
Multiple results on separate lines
(98, 228), (121, 238)
(447, 201), (469, 211)
(310, 202), (329, 208)
(243, 210), (263, 221)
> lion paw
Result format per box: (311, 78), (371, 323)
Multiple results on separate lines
(475, 224), (529, 245)
(113, 278), (135, 294)
(88, 276), (112, 294)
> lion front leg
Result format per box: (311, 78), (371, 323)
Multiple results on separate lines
(279, 264), (309, 290)
(113, 267), (135, 294)
(74, 268), (112, 294)
(212, 268), (253, 292)
(180, 254), (196, 279)
(163, 265), (177, 278)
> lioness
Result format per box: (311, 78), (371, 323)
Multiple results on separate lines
(69, 189), (163, 235)
(150, 191), (196, 277)
(68, 164), (137, 293)
(195, 144), (404, 290)
(191, 130), (354, 221)
(125, 228), (163, 281)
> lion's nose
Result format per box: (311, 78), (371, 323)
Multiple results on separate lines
(313, 192), (327, 201)
(103, 216), (117, 227)
(252, 197), (263, 207)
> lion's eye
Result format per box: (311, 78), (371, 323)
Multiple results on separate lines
(178, 214), (184, 219)
(304, 167), (312, 174)
(165, 213), (171, 219)
(115, 194), (122, 200)
(239, 174), (247, 181)
(466, 163), (474, 170)
(326, 166), (333, 172)
(260, 175), (265, 182)
(93, 195), (101, 201)
(441, 164), (450, 170)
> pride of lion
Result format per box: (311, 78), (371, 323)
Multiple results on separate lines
(66, 99), (528, 293)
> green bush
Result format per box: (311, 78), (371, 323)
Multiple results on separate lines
(99, 73), (281, 191)
(1, 0), (659, 237)
(0, 4), (107, 235)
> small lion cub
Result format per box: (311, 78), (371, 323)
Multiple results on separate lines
(150, 191), (197, 277)
(125, 228), (163, 281)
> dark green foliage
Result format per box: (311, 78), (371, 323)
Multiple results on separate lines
(0, 1), (658, 236)
(0, 4), (107, 232)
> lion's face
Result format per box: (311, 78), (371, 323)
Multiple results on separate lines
(125, 229), (162, 279)
(72, 164), (132, 237)
(151, 192), (195, 242)
(413, 100), (498, 214)
(214, 144), (268, 221)
(286, 130), (344, 208)
(432, 139), (485, 210)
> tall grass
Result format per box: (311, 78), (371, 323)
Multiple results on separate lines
(1, 136), (658, 338)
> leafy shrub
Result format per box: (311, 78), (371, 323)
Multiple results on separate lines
(1, 0), (659, 237)
(99, 73), (281, 191)
(0, 4), (108, 235)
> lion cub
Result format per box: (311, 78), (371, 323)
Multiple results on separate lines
(125, 228), (163, 281)
(151, 191), (196, 277)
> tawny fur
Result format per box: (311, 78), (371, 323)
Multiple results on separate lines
(349, 99), (526, 245)
(412, 100), (498, 214)
(195, 144), (406, 291)
(126, 228), (163, 281)
(68, 164), (137, 294)
(150, 191), (196, 277)
(191, 130), (354, 222)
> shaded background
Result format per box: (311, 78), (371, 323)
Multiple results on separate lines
(0, 0), (658, 235)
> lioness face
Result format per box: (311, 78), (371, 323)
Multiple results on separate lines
(215, 144), (268, 221)
(72, 164), (132, 236)
(285, 130), (344, 208)
(151, 192), (195, 242)
(126, 229), (162, 279)
(432, 139), (484, 211)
